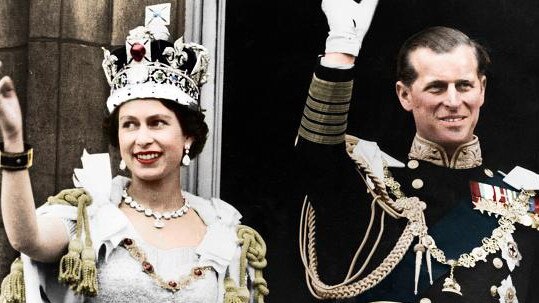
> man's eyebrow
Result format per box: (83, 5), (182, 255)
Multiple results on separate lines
(455, 79), (473, 85)
(423, 80), (447, 91)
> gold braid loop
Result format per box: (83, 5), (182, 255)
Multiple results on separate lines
(300, 200), (415, 299)
(299, 135), (420, 299)
(46, 188), (92, 207)
(236, 225), (269, 303)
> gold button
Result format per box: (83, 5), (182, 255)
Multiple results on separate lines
(407, 160), (419, 169)
(484, 168), (494, 177)
(419, 298), (431, 303)
(490, 285), (498, 297)
(412, 178), (424, 189)
(492, 257), (503, 269)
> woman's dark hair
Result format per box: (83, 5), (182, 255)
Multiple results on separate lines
(103, 100), (209, 161)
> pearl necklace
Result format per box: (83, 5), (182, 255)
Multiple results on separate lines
(122, 188), (191, 229)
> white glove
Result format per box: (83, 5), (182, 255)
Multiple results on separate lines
(322, 0), (379, 56)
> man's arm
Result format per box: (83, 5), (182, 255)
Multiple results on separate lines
(297, 0), (379, 146)
(294, 0), (381, 289)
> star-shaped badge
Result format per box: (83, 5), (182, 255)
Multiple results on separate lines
(500, 233), (522, 272)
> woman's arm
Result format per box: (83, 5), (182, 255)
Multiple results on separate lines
(0, 75), (69, 262)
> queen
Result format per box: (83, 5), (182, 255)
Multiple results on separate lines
(0, 11), (268, 303)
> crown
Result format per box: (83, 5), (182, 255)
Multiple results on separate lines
(102, 5), (209, 113)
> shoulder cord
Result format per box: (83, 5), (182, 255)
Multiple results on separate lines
(50, 189), (98, 296)
(224, 225), (269, 303)
(298, 136), (419, 299)
(0, 188), (98, 303)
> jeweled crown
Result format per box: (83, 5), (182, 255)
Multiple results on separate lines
(102, 4), (209, 113)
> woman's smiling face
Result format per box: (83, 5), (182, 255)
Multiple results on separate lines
(118, 99), (192, 182)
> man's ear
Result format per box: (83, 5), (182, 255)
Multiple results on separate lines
(479, 75), (487, 106)
(396, 81), (413, 112)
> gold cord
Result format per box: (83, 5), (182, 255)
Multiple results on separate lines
(299, 135), (424, 299)
(225, 225), (269, 303)
(50, 188), (98, 296)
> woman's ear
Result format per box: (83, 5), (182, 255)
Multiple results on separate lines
(185, 137), (194, 150)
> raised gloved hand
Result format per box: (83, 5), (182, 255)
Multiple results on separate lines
(322, 0), (379, 56)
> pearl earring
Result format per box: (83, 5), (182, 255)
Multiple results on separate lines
(182, 147), (191, 166)
(119, 159), (126, 170)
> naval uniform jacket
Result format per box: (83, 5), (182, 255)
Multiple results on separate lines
(295, 63), (539, 303)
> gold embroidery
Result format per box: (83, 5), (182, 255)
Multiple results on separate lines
(408, 134), (482, 169)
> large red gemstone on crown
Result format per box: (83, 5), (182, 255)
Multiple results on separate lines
(130, 43), (146, 62)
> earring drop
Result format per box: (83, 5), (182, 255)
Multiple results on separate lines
(182, 147), (191, 166)
(119, 159), (126, 170)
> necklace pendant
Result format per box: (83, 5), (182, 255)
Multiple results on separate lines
(154, 219), (165, 229)
(442, 263), (462, 296)
(442, 276), (462, 295)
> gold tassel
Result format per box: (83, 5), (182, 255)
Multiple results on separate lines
(253, 275), (269, 303)
(0, 258), (25, 303)
(58, 239), (83, 285)
(223, 277), (248, 303)
(75, 247), (98, 296)
(426, 249), (433, 285)
(413, 243), (425, 295)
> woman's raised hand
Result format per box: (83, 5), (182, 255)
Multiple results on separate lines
(322, 0), (379, 56)
(0, 73), (24, 148)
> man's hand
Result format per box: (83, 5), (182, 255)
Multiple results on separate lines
(322, 0), (379, 57)
(0, 74), (24, 150)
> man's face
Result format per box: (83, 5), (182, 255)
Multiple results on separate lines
(396, 45), (486, 154)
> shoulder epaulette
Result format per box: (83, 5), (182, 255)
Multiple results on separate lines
(224, 225), (269, 303)
(0, 188), (98, 303)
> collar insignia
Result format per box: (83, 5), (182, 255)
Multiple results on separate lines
(409, 134), (482, 169)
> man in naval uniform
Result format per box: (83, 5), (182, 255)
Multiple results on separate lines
(295, 0), (539, 302)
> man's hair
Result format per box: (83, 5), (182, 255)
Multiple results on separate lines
(396, 26), (491, 86)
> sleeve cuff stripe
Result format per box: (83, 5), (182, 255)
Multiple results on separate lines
(307, 93), (351, 106)
(309, 87), (352, 103)
(303, 108), (348, 124)
(302, 113), (347, 126)
(305, 102), (349, 116)
(300, 120), (347, 135)
(312, 74), (354, 89)
(298, 128), (345, 145)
